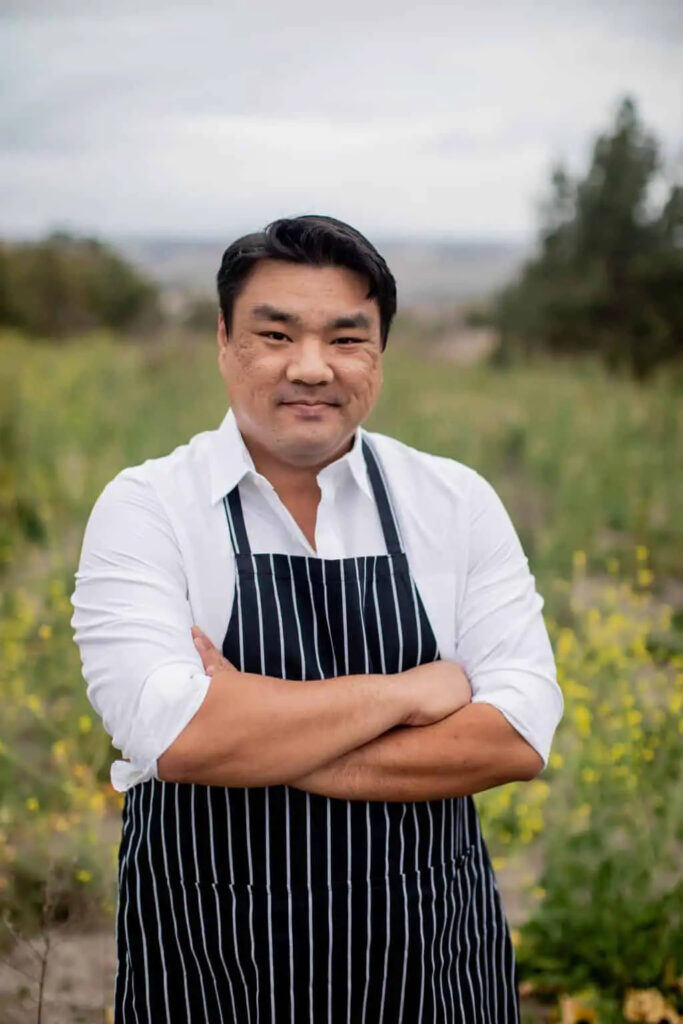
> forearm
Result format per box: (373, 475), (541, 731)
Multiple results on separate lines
(157, 668), (412, 787)
(284, 702), (544, 801)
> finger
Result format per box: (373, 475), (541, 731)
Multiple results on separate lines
(191, 626), (236, 675)
(191, 626), (222, 675)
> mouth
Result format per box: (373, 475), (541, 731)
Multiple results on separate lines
(280, 400), (340, 418)
(280, 400), (339, 409)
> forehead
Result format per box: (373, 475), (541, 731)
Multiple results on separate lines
(234, 259), (380, 325)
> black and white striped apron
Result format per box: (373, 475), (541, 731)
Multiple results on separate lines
(114, 436), (520, 1022)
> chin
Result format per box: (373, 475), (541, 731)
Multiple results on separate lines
(281, 425), (347, 457)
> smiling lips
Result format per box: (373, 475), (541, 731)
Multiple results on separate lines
(281, 400), (339, 418)
(281, 399), (339, 408)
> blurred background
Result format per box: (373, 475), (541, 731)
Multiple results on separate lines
(1, 1), (682, 1021)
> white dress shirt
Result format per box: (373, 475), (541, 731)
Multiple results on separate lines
(69, 407), (563, 792)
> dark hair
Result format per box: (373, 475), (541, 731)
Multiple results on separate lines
(216, 214), (397, 349)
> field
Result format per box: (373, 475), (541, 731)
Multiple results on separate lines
(1, 327), (681, 1022)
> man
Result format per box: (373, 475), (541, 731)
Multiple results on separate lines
(70, 214), (563, 1023)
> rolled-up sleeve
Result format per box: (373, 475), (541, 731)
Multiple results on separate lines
(455, 470), (563, 769)
(69, 470), (211, 791)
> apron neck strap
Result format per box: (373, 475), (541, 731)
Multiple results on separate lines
(222, 435), (404, 557)
(360, 437), (403, 555)
(223, 486), (251, 555)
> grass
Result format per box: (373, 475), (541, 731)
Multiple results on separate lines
(1, 327), (681, 1020)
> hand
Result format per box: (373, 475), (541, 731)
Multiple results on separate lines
(400, 660), (472, 727)
(191, 625), (237, 677)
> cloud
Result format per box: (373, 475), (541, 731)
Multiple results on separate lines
(1, 0), (681, 239)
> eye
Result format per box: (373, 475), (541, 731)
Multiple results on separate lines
(259, 331), (290, 342)
(332, 336), (366, 345)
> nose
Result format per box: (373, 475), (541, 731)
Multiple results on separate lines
(285, 338), (334, 386)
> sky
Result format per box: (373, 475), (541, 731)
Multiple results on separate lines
(1, 0), (681, 243)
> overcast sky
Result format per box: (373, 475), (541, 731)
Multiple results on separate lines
(1, 0), (681, 242)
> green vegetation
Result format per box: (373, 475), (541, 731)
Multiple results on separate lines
(0, 233), (160, 338)
(1, 328), (681, 1019)
(495, 97), (683, 381)
(1, 93), (682, 1010)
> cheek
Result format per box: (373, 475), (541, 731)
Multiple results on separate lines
(232, 336), (257, 371)
(340, 354), (381, 402)
(230, 341), (283, 392)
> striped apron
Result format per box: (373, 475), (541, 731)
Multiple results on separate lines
(114, 437), (520, 1023)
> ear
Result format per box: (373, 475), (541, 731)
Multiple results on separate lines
(217, 310), (228, 348)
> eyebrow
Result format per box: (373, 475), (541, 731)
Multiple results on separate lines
(251, 304), (301, 325)
(328, 313), (371, 330)
(250, 304), (372, 331)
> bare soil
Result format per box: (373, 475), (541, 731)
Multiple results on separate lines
(0, 848), (543, 1022)
(0, 923), (115, 1023)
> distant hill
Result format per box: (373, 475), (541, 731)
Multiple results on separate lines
(116, 236), (530, 308)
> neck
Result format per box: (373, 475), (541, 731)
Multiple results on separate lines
(241, 432), (355, 498)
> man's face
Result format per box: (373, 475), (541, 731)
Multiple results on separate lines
(217, 259), (383, 467)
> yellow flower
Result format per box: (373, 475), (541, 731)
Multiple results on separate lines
(89, 791), (106, 814)
(492, 857), (507, 870)
(75, 869), (92, 884)
(52, 739), (68, 763)
(38, 623), (52, 640)
(634, 634), (651, 659)
(657, 605), (672, 631)
(572, 705), (591, 737)
(572, 803), (592, 826)
(78, 714), (92, 733)
(531, 780), (550, 800)
(623, 987), (682, 1022)
(572, 551), (587, 573)
(560, 994), (598, 1023)
(635, 545), (649, 562)
(556, 629), (575, 658)
(549, 752), (564, 769)
(637, 568), (654, 588)
(25, 796), (39, 812)
(668, 693), (682, 713)
(581, 768), (598, 784)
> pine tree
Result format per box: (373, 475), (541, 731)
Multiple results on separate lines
(495, 97), (683, 379)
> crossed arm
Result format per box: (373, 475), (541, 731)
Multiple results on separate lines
(189, 628), (543, 801)
(72, 468), (560, 797)
(283, 703), (543, 801)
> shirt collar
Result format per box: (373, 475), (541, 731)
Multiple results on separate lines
(208, 406), (373, 505)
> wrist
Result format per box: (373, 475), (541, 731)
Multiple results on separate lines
(389, 668), (419, 725)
